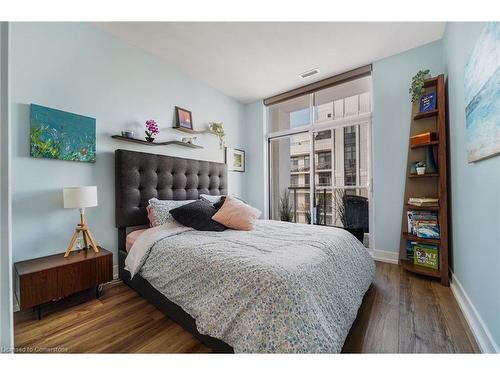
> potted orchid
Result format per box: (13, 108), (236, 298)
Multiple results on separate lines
(145, 119), (159, 142)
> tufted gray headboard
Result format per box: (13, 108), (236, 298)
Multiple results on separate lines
(115, 149), (227, 229)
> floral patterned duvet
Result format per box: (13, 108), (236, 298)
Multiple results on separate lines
(127, 219), (375, 353)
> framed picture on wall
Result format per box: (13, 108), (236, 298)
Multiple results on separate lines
(30, 104), (96, 163)
(174, 106), (193, 130)
(225, 147), (245, 172)
(464, 22), (500, 162)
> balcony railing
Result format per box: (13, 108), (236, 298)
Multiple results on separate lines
(316, 163), (332, 170)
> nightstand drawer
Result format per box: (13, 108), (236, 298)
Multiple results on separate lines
(18, 269), (59, 309)
(58, 261), (93, 297)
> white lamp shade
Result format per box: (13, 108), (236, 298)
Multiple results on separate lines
(63, 186), (98, 209)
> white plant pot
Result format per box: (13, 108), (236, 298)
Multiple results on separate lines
(416, 167), (426, 175)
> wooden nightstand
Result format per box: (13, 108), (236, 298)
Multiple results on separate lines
(14, 247), (113, 319)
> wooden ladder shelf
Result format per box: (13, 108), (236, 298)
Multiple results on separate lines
(399, 74), (449, 286)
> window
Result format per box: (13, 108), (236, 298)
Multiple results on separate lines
(315, 130), (331, 140)
(267, 71), (371, 246)
(304, 173), (310, 186)
(318, 172), (331, 186)
(317, 152), (331, 170)
(304, 155), (310, 171)
(268, 95), (311, 132)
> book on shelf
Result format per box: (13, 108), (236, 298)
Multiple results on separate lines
(406, 210), (439, 238)
(410, 132), (436, 146)
(413, 243), (439, 269)
(406, 240), (418, 261)
(408, 197), (439, 206)
(416, 220), (440, 239)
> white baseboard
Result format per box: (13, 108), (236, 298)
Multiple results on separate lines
(450, 272), (499, 353)
(370, 249), (399, 264)
(113, 264), (119, 280)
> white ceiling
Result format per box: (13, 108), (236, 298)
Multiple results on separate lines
(95, 22), (445, 103)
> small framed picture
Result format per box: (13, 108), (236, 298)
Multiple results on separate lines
(225, 147), (245, 172)
(174, 106), (193, 130)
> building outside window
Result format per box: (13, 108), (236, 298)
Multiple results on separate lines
(344, 126), (357, 186)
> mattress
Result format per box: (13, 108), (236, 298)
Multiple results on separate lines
(125, 220), (375, 353)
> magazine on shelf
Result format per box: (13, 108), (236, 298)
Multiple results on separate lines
(406, 210), (439, 237)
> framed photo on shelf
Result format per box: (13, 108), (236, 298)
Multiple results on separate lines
(225, 147), (245, 172)
(174, 106), (193, 130)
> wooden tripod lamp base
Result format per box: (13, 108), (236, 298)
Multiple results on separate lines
(63, 186), (99, 258)
(64, 217), (99, 257)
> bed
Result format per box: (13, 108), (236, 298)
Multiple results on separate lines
(115, 149), (375, 353)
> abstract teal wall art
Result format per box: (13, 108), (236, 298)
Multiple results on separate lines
(464, 22), (500, 162)
(30, 104), (96, 163)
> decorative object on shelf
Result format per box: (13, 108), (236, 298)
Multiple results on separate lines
(145, 119), (159, 142)
(409, 69), (431, 102)
(464, 22), (500, 162)
(30, 104), (96, 163)
(174, 106), (193, 130)
(121, 130), (135, 138)
(416, 162), (426, 175)
(410, 131), (436, 146)
(410, 161), (419, 174)
(225, 147), (245, 172)
(63, 186), (99, 257)
(209, 122), (226, 149)
(425, 146), (437, 173)
(181, 136), (197, 145)
(419, 92), (436, 113)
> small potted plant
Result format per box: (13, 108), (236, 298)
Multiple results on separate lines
(209, 122), (225, 150)
(145, 119), (159, 142)
(416, 162), (426, 175)
(409, 69), (431, 102)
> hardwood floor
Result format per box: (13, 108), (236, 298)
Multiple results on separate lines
(14, 261), (479, 353)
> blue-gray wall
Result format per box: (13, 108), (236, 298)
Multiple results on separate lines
(443, 22), (499, 350)
(243, 100), (266, 214)
(10, 23), (248, 264)
(372, 41), (445, 252)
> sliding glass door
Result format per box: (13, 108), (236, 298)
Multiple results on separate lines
(267, 75), (372, 248)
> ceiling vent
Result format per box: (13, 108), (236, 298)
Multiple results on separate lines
(299, 68), (320, 79)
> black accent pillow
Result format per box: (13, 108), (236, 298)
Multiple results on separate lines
(170, 199), (227, 231)
(213, 196), (226, 210)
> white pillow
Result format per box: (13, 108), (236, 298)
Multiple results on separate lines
(148, 198), (195, 226)
(199, 194), (224, 204)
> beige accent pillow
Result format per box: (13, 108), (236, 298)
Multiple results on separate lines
(211, 196), (261, 230)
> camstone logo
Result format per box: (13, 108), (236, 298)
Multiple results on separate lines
(1, 346), (68, 353)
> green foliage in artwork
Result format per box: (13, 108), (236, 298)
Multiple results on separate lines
(30, 124), (96, 162)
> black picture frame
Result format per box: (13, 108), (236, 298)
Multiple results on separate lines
(174, 106), (193, 130)
(225, 147), (245, 172)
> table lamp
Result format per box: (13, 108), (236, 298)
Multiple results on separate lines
(63, 186), (99, 257)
